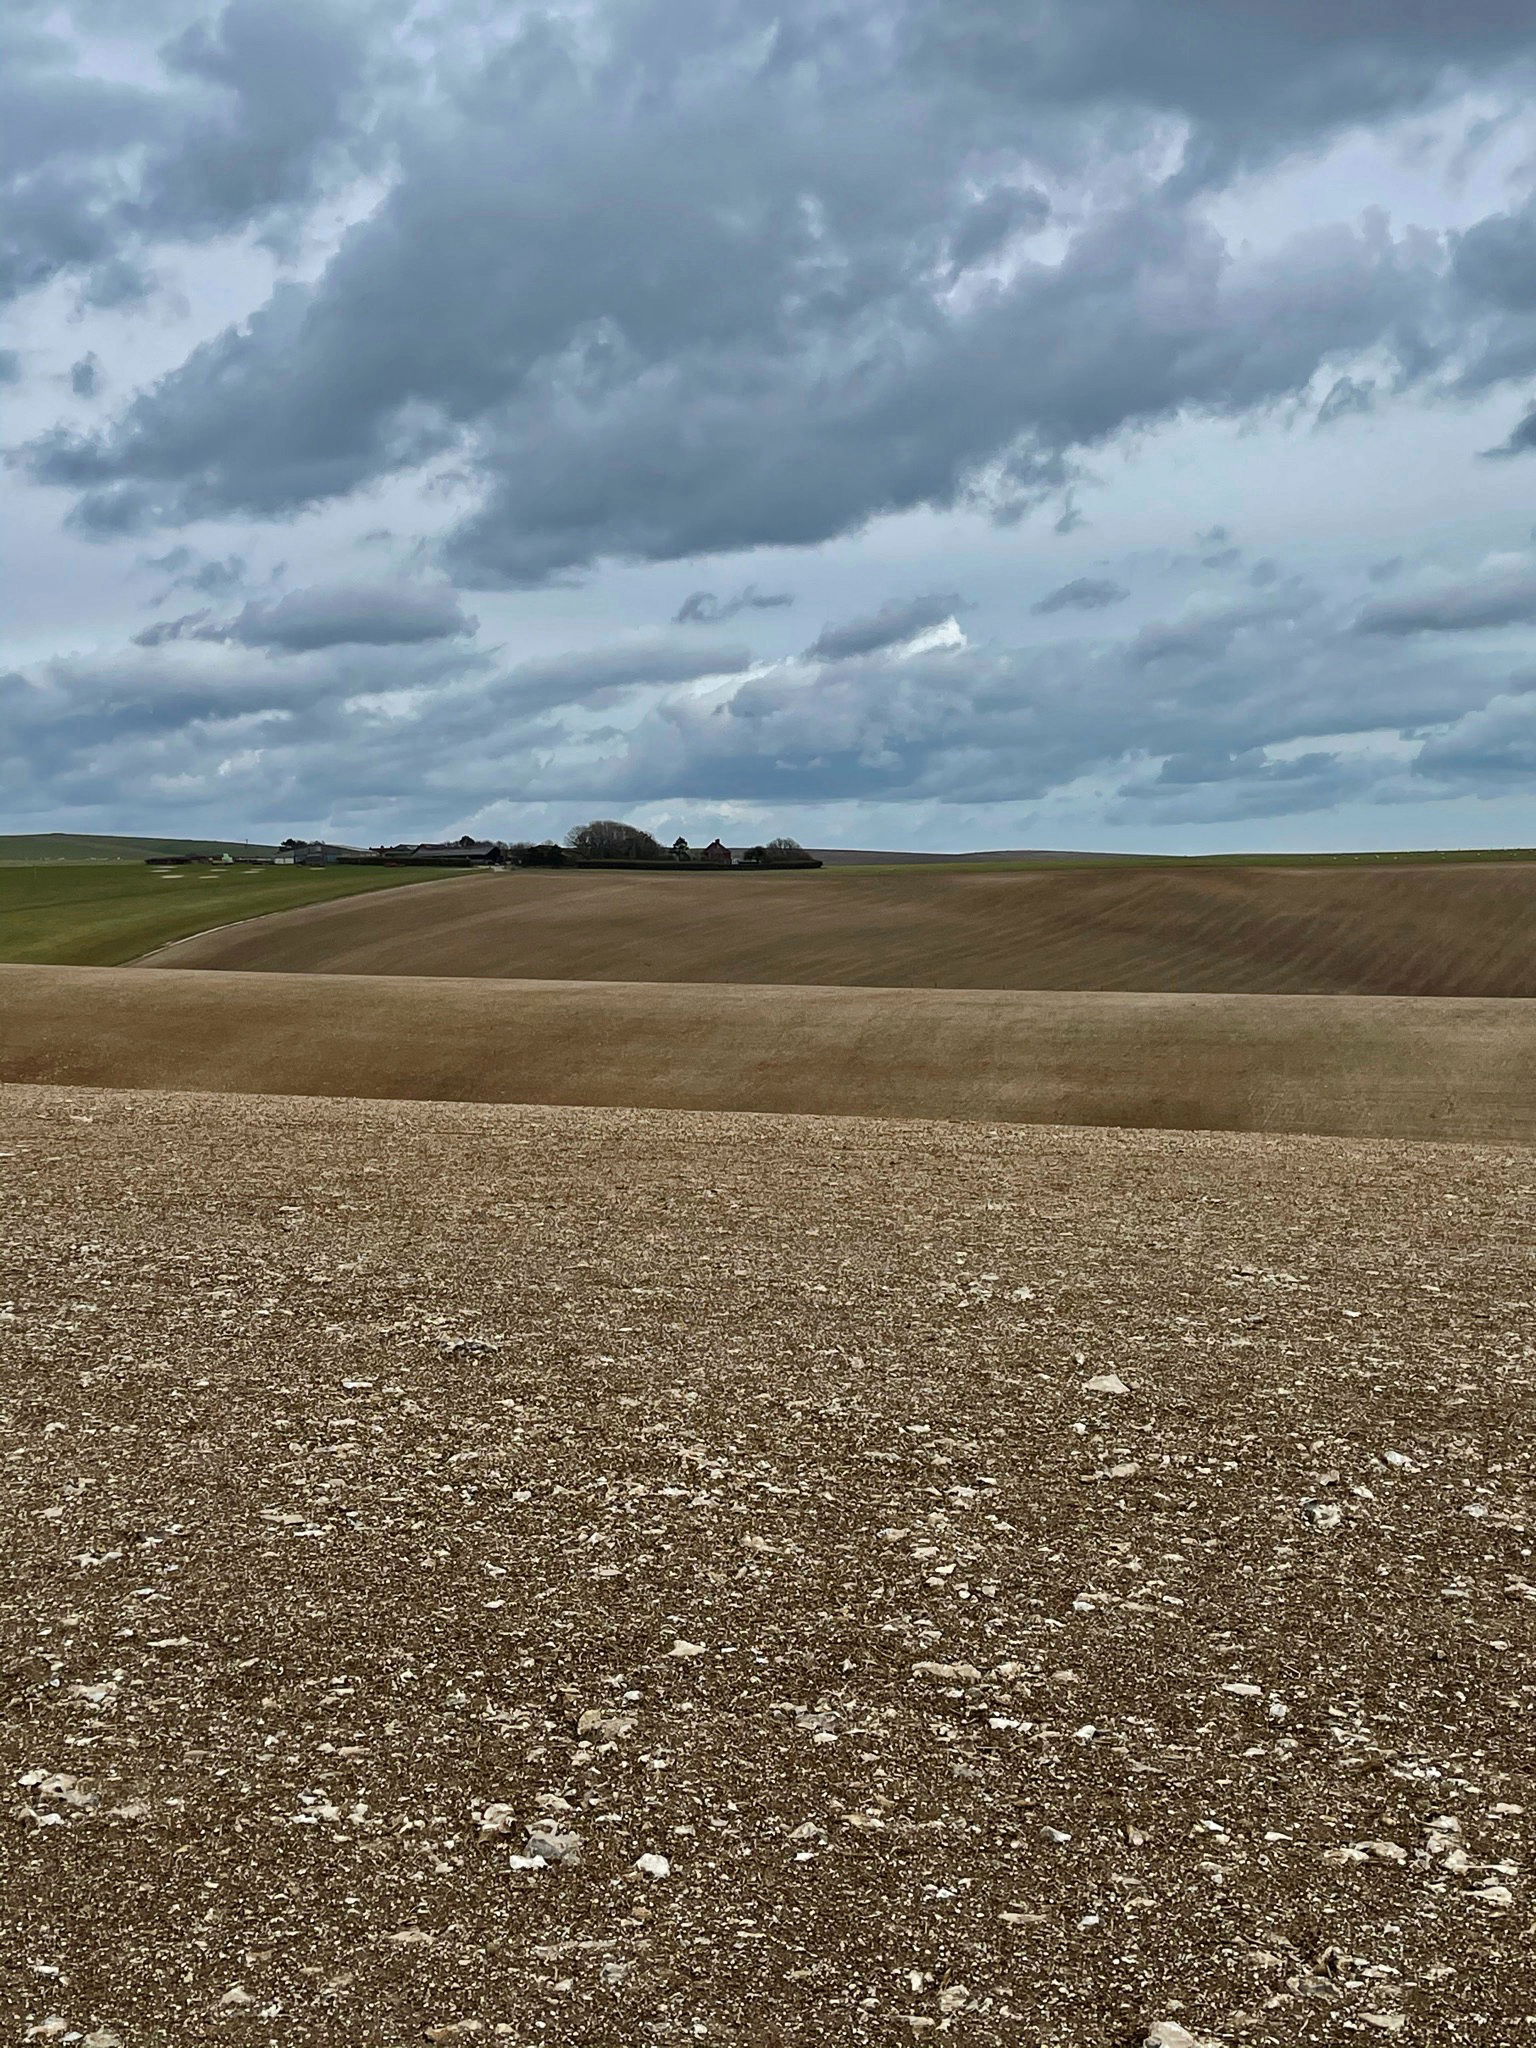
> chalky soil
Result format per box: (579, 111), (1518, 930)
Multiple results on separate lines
(1, 1083), (1533, 2044)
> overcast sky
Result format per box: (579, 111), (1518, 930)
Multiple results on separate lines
(6, 0), (1536, 852)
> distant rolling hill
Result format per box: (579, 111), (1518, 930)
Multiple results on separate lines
(140, 858), (1536, 997)
(805, 846), (1141, 865)
(0, 832), (279, 863)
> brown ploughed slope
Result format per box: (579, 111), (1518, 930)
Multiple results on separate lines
(139, 860), (1536, 995)
(4, 964), (1533, 1141)
(2, 1081), (1532, 2043)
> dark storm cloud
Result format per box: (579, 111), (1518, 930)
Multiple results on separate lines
(672, 586), (794, 625)
(1031, 576), (1127, 614)
(805, 595), (966, 663)
(21, 0), (1527, 579)
(1352, 564), (1536, 633)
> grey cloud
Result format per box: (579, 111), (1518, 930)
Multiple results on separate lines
(1448, 194), (1536, 397)
(133, 582), (477, 652)
(4, 634), (477, 765)
(1352, 565), (1536, 633)
(141, 0), (368, 240)
(1165, 531), (1247, 572)
(1366, 555), (1405, 582)
(914, 0), (1536, 190)
(19, 0), (1476, 580)
(141, 546), (251, 602)
(1414, 689), (1536, 784)
(805, 594), (966, 662)
(1314, 373), (1375, 425)
(0, 623), (753, 833)
(673, 585), (794, 625)
(7, 572), (1529, 832)
(1031, 576), (1127, 614)
(0, 348), (20, 383)
(945, 184), (1051, 276)
(494, 640), (755, 717)
(1120, 747), (1380, 824)
(1153, 744), (1271, 786)
(1129, 594), (1312, 666)
(47, 199), (1443, 578)
(584, 594), (1504, 812)
(1453, 198), (1536, 315)
(133, 609), (217, 647)
(224, 584), (476, 653)
(69, 353), (100, 398)
(1147, 742), (1363, 797)
(0, 0), (369, 308)
(1481, 406), (1536, 459)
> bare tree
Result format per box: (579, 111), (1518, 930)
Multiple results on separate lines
(764, 835), (808, 862)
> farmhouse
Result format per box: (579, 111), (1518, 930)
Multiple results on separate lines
(700, 838), (733, 865)
(274, 842), (345, 865)
(376, 839), (503, 866)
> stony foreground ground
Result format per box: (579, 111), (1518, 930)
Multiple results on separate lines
(1, 1084), (1533, 2047)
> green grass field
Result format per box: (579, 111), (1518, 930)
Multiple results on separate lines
(0, 832), (282, 865)
(0, 863), (466, 967)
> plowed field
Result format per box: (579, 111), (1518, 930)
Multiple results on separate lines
(5, 965), (1535, 1141)
(2, 1083), (1532, 2045)
(141, 862), (1536, 996)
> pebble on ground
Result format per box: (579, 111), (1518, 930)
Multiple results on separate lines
(1, 1084), (1532, 2044)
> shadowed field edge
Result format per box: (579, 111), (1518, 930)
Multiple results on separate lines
(2, 965), (1532, 1142)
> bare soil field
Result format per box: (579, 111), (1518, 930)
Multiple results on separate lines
(141, 862), (1536, 997)
(5, 964), (1535, 1141)
(1, 1082), (1532, 2044)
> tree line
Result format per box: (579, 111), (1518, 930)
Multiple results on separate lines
(508, 821), (813, 865)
